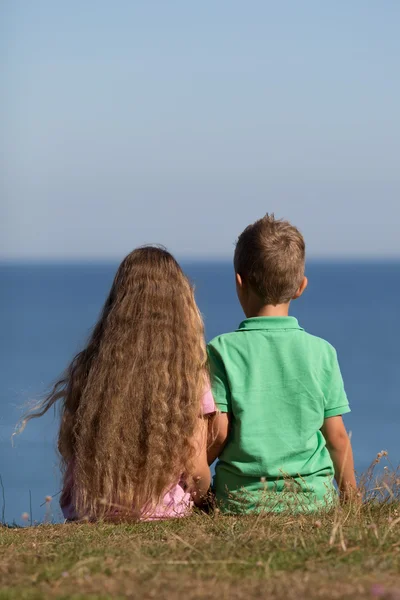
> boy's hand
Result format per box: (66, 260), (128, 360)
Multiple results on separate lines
(321, 416), (357, 497)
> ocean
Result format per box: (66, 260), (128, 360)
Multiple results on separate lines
(0, 261), (399, 525)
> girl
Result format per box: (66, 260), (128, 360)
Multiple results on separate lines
(22, 246), (214, 521)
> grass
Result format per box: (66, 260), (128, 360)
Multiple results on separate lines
(1, 501), (400, 600)
(1, 457), (400, 599)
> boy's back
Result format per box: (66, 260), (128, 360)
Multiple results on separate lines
(208, 316), (350, 512)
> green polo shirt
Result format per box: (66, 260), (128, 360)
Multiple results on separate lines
(208, 316), (350, 513)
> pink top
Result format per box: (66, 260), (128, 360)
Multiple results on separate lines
(61, 388), (215, 521)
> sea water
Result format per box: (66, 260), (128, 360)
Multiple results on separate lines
(0, 262), (399, 524)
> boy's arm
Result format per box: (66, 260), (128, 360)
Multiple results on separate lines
(191, 417), (211, 506)
(321, 416), (357, 498)
(206, 343), (232, 464)
(321, 346), (357, 499)
(207, 412), (230, 465)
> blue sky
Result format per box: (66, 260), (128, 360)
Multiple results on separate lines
(2, 1), (400, 260)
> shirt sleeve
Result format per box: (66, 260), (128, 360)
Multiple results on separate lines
(207, 343), (231, 413)
(323, 347), (351, 419)
(201, 385), (216, 416)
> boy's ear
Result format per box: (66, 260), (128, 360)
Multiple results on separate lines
(293, 276), (308, 299)
(235, 273), (243, 290)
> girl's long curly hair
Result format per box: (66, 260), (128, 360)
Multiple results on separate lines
(22, 247), (207, 519)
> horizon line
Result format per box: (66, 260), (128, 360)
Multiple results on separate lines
(1, 255), (400, 266)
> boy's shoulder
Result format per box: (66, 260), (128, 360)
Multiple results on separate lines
(207, 331), (243, 351)
(208, 328), (338, 359)
(301, 330), (338, 356)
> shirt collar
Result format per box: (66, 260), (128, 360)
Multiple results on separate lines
(237, 316), (303, 332)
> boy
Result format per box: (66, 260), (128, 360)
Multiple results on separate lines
(207, 214), (356, 513)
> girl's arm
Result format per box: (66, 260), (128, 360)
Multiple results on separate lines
(321, 416), (357, 499)
(191, 417), (212, 506)
(207, 412), (229, 465)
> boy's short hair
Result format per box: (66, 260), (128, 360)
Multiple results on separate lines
(234, 214), (305, 305)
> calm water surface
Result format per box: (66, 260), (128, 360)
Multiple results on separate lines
(1, 262), (399, 524)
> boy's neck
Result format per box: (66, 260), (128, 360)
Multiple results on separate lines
(245, 302), (290, 319)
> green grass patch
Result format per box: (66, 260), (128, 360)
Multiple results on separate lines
(1, 501), (400, 599)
